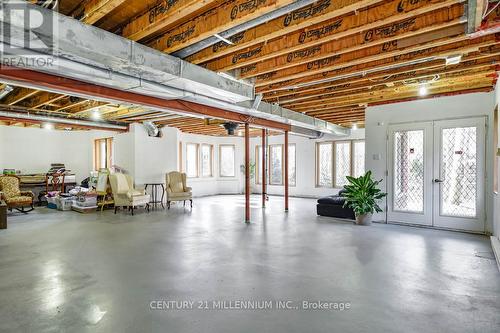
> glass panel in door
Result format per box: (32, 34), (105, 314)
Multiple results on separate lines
(393, 130), (424, 213)
(433, 118), (485, 232)
(387, 122), (433, 226)
(440, 127), (477, 218)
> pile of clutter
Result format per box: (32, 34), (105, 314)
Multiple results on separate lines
(46, 187), (98, 213)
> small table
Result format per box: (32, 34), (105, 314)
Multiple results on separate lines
(144, 183), (165, 209)
(0, 200), (7, 229)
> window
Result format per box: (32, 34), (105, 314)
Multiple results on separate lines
(317, 142), (333, 187)
(353, 140), (365, 178)
(219, 145), (235, 177)
(255, 145), (266, 184)
(334, 141), (351, 187)
(186, 143), (199, 178)
(201, 144), (213, 177)
(269, 144), (283, 185)
(178, 141), (182, 172)
(288, 144), (296, 186)
(256, 144), (296, 186)
(316, 140), (365, 188)
(93, 138), (113, 170)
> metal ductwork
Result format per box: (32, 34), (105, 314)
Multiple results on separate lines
(143, 121), (161, 137)
(0, 110), (128, 131)
(172, 0), (319, 59)
(0, 1), (350, 138)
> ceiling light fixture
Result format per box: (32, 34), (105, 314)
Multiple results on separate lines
(43, 123), (54, 130)
(445, 54), (462, 66)
(352, 123), (358, 130)
(91, 110), (101, 120)
(419, 86), (428, 96)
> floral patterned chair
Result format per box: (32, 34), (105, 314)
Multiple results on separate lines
(0, 175), (34, 213)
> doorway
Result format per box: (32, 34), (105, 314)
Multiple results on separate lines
(387, 117), (486, 232)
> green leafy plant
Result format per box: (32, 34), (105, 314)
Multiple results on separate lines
(342, 171), (387, 216)
(240, 162), (256, 178)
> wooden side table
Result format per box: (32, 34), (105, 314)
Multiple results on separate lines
(0, 200), (7, 229)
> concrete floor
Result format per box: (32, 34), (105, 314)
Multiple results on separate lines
(0, 195), (499, 333)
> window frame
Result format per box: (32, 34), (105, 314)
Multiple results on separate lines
(315, 142), (333, 188)
(269, 144), (284, 185)
(316, 140), (365, 188)
(255, 145), (265, 185)
(352, 139), (366, 179)
(93, 137), (113, 171)
(185, 143), (199, 178)
(333, 140), (352, 188)
(256, 144), (296, 187)
(288, 143), (297, 187)
(219, 144), (236, 178)
(200, 144), (214, 178)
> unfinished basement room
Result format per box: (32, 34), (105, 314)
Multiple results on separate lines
(0, 0), (500, 332)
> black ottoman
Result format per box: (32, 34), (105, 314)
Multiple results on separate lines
(316, 191), (355, 220)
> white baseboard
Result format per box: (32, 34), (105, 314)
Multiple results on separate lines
(491, 236), (500, 272)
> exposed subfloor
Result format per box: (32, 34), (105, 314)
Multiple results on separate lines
(0, 195), (499, 333)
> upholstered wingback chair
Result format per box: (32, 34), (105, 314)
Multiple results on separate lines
(165, 172), (192, 209)
(0, 175), (34, 213)
(109, 173), (150, 215)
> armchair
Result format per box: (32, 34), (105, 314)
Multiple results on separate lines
(109, 173), (150, 215)
(0, 175), (34, 213)
(165, 172), (192, 209)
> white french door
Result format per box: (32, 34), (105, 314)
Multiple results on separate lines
(388, 117), (486, 232)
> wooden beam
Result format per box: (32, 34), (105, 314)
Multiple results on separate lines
(255, 34), (492, 87)
(240, 19), (466, 79)
(289, 77), (494, 110)
(22, 92), (65, 108)
(256, 35), (498, 91)
(283, 69), (496, 108)
(122, 0), (220, 41)
(80, 0), (126, 24)
(3, 87), (38, 105)
(0, 67), (291, 131)
(262, 128), (266, 208)
(245, 122), (250, 223)
(266, 55), (500, 102)
(188, 0), (386, 64)
(148, 0), (297, 54)
(202, 0), (464, 72)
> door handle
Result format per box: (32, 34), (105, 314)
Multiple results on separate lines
(434, 179), (444, 183)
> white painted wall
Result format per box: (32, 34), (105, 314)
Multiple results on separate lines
(0, 125), (116, 183)
(365, 92), (496, 233)
(133, 125), (178, 184)
(249, 129), (365, 198)
(493, 80), (500, 238)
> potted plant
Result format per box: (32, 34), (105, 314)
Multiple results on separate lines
(342, 171), (387, 226)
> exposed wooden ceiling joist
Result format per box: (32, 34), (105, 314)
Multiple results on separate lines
(202, 0), (464, 73)
(187, 0), (386, 64)
(122, 0), (221, 41)
(79, 0), (127, 24)
(147, 0), (298, 53)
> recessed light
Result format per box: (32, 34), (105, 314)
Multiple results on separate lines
(43, 123), (54, 130)
(352, 123), (358, 130)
